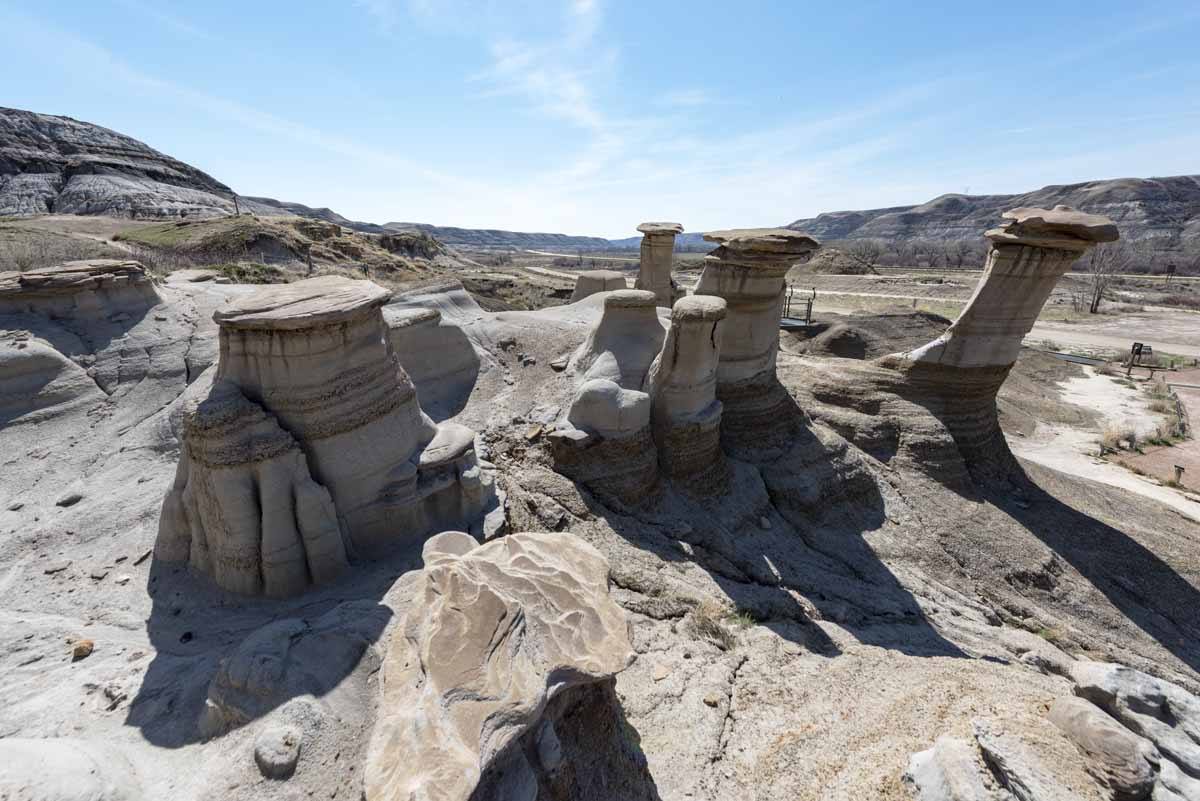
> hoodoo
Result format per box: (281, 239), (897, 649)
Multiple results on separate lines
(645, 295), (730, 492)
(156, 275), (493, 596)
(695, 228), (820, 458)
(570, 269), (627, 302)
(634, 221), (684, 307)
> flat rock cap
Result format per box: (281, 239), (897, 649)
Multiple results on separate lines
(1, 259), (149, 295)
(1000, 205), (1119, 243)
(703, 228), (820, 257)
(578, 270), (627, 280)
(384, 306), (442, 329)
(215, 275), (392, 330)
(671, 295), (727, 321)
(637, 222), (684, 235)
(603, 289), (658, 309)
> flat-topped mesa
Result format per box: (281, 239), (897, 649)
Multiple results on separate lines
(158, 276), (494, 596)
(554, 289), (665, 505)
(570, 270), (627, 303)
(696, 228), (820, 460)
(645, 295), (730, 493)
(892, 205), (1119, 371)
(634, 221), (684, 307)
(0, 259), (160, 318)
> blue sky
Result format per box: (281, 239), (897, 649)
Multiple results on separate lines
(2, 1), (1198, 237)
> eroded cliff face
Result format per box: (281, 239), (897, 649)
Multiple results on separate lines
(0, 106), (235, 218)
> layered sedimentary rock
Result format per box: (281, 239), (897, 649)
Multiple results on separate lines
(634, 221), (684, 307)
(645, 295), (730, 492)
(0, 259), (160, 318)
(570, 270), (628, 303)
(364, 531), (634, 801)
(695, 228), (819, 458)
(157, 276), (493, 596)
(554, 290), (665, 504)
(799, 207), (1118, 485)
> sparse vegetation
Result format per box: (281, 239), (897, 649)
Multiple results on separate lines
(685, 598), (738, 651)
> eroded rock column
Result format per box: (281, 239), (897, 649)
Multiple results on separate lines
(695, 228), (819, 458)
(645, 295), (730, 493)
(878, 206), (1118, 478)
(552, 289), (665, 504)
(634, 222), (684, 307)
(157, 276), (495, 596)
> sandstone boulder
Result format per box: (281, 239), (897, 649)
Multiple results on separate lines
(1049, 695), (1161, 800)
(364, 531), (634, 801)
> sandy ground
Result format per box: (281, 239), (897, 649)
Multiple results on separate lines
(1009, 368), (1200, 522)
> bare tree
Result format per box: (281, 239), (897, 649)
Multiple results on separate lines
(843, 238), (885, 273)
(1082, 242), (1134, 314)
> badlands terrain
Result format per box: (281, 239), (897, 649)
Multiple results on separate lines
(1, 107), (1200, 801)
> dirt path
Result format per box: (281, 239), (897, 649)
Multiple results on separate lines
(1009, 368), (1200, 522)
(1025, 323), (1200, 359)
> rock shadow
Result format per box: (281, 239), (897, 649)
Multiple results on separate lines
(127, 545), (413, 748)
(572, 383), (965, 660)
(988, 465), (1200, 675)
(470, 680), (663, 801)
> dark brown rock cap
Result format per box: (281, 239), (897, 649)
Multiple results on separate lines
(703, 228), (821, 261)
(637, 222), (684, 235)
(214, 275), (392, 330)
(989, 205), (1119, 249)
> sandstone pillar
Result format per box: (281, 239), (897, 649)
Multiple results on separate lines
(158, 276), (495, 596)
(645, 295), (730, 492)
(695, 228), (819, 459)
(695, 228), (819, 386)
(634, 222), (684, 307)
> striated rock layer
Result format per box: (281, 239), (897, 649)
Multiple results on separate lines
(0, 259), (160, 319)
(645, 295), (729, 493)
(801, 207), (1119, 484)
(364, 531), (635, 801)
(157, 276), (493, 596)
(695, 228), (819, 460)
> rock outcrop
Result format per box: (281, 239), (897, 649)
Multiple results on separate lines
(634, 221), (684, 307)
(645, 295), (730, 493)
(364, 531), (634, 801)
(383, 305), (481, 417)
(695, 228), (819, 459)
(570, 270), (628, 303)
(0, 259), (160, 318)
(553, 290), (665, 504)
(0, 106), (234, 218)
(799, 206), (1118, 485)
(156, 275), (494, 596)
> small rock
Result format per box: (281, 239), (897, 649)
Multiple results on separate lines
(703, 693), (722, 708)
(154, 313), (168, 321)
(549, 354), (569, 372)
(6, 501), (23, 511)
(114, 574), (132, 585)
(759, 516), (772, 530)
(90, 567), (110, 581)
(56, 492), (83, 508)
(114, 555), (127, 563)
(524, 425), (543, 441)
(521, 355), (536, 366)
(652, 663), (670, 682)
(72, 639), (95, 661)
(133, 549), (152, 566)
(255, 725), (302, 779)
(43, 560), (71, 574)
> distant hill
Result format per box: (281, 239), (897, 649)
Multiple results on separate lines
(4, 106), (1198, 258)
(787, 176), (1200, 254)
(0, 107), (236, 218)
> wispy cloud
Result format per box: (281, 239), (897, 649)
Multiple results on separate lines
(114, 0), (212, 40)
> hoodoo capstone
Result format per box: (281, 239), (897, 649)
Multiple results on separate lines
(0, 259), (160, 319)
(156, 275), (494, 597)
(634, 221), (684, 307)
